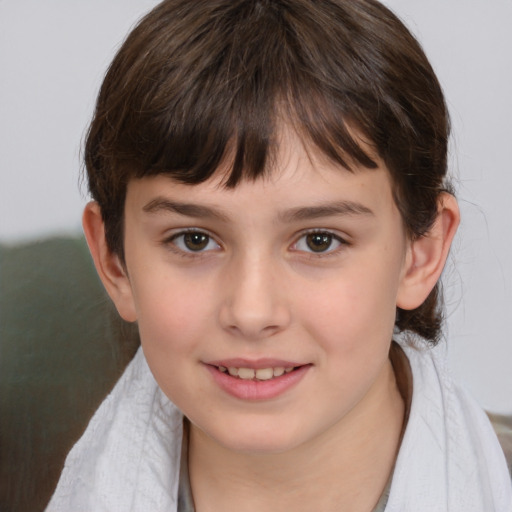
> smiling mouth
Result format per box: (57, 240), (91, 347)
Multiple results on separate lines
(216, 365), (298, 381)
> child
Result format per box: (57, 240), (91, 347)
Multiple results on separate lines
(46, 0), (512, 510)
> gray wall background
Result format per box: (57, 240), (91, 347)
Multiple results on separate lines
(1, 0), (511, 414)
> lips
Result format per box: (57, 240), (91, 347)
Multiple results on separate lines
(205, 359), (311, 400)
(219, 365), (295, 380)
(207, 358), (303, 379)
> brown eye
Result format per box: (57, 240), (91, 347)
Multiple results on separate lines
(292, 231), (344, 255)
(306, 233), (334, 252)
(170, 231), (220, 253)
(183, 232), (210, 251)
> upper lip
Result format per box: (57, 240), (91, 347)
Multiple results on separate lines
(206, 358), (306, 369)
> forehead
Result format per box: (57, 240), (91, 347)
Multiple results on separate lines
(125, 134), (398, 225)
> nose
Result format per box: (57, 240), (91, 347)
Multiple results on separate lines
(219, 254), (291, 340)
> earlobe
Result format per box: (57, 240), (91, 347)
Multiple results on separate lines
(82, 202), (138, 322)
(397, 193), (460, 310)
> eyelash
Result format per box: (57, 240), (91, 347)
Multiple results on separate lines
(162, 229), (349, 259)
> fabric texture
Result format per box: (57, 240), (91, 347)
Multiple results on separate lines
(385, 343), (512, 511)
(46, 343), (512, 512)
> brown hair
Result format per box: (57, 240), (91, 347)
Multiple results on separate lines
(85, 0), (451, 343)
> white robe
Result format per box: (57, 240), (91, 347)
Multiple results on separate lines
(46, 343), (512, 511)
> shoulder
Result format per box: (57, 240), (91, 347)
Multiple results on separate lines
(387, 341), (512, 510)
(46, 348), (184, 511)
(409, 340), (512, 483)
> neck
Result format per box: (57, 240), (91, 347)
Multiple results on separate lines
(188, 352), (407, 512)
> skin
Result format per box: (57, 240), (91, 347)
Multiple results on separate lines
(84, 130), (459, 511)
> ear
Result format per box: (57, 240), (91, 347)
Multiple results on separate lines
(397, 193), (460, 310)
(82, 201), (138, 322)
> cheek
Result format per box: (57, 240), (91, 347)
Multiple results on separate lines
(295, 266), (400, 409)
(297, 258), (401, 355)
(130, 273), (217, 406)
(131, 270), (216, 357)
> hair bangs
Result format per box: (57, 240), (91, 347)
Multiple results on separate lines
(98, 0), (382, 190)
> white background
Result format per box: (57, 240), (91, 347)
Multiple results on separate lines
(1, 0), (511, 414)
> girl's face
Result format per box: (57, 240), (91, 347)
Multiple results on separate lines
(120, 132), (411, 453)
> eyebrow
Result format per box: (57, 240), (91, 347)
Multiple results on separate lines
(278, 201), (374, 222)
(142, 197), (374, 222)
(142, 198), (231, 222)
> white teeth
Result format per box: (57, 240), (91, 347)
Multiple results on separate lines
(237, 368), (255, 380)
(255, 368), (274, 380)
(219, 365), (296, 380)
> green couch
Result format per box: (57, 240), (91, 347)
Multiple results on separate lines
(0, 236), (510, 511)
(0, 237), (139, 512)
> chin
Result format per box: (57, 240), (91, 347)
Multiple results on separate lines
(204, 417), (311, 455)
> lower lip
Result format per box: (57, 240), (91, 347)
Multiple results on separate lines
(205, 364), (311, 401)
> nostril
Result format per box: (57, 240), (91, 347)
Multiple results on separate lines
(223, 322), (283, 340)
